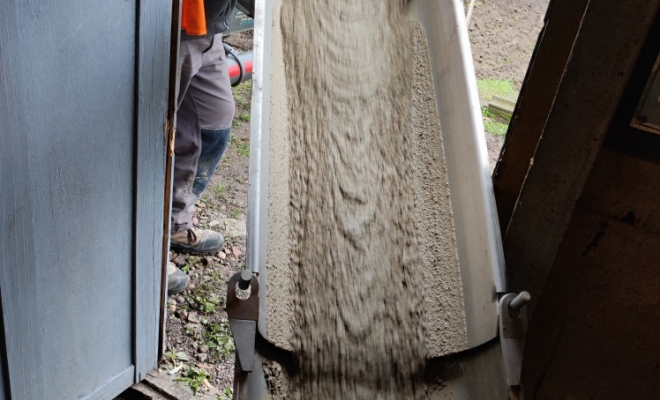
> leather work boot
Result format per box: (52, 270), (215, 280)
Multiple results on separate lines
(167, 262), (189, 296)
(170, 227), (224, 254)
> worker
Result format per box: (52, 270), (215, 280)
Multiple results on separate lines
(168, 0), (238, 295)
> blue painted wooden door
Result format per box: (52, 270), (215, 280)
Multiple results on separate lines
(0, 0), (173, 398)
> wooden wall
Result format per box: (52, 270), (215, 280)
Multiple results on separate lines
(523, 149), (660, 398)
(0, 0), (173, 398)
(496, 0), (660, 397)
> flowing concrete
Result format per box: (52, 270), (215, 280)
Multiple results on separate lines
(265, 0), (467, 360)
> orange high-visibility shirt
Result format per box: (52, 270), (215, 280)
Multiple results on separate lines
(181, 0), (207, 36)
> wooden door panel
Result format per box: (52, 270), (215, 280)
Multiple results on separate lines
(0, 0), (173, 398)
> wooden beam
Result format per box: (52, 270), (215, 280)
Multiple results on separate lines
(502, 0), (660, 315)
(492, 0), (591, 236)
(0, 1), (45, 397)
(134, 0), (175, 382)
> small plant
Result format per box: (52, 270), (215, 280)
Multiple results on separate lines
(484, 121), (509, 136)
(229, 134), (249, 157)
(164, 349), (189, 364)
(218, 388), (233, 400)
(481, 106), (497, 119)
(175, 366), (210, 395)
(231, 80), (252, 97)
(215, 184), (227, 197)
(477, 78), (517, 102)
(237, 140), (249, 157)
(232, 81), (252, 112)
(181, 263), (192, 274)
(239, 113), (250, 122)
(195, 294), (222, 315)
(229, 208), (241, 219)
(234, 95), (249, 109)
(205, 321), (235, 358)
(481, 106), (510, 136)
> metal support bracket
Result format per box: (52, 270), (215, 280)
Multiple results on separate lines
(226, 270), (260, 400)
(499, 291), (531, 400)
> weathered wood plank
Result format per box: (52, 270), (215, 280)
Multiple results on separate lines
(580, 149), (660, 235)
(0, 1), (45, 398)
(134, 0), (173, 382)
(160, 0), (183, 359)
(28, 0), (136, 395)
(0, 292), (9, 400)
(1, 0), (167, 397)
(79, 366), (135, 400)
(523, 210), (660, 398)
(488, 95), (516, 119)
(492, 0), (590, 235)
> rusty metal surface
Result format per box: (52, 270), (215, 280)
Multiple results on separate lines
(226, 272), (260, 321)
(226, 271), (260, 400)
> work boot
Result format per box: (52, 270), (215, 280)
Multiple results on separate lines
(167, 262), (188, 296)
(170, 227), (224, 254)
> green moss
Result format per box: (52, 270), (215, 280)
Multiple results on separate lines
(484, 120), (509, 136)
(477, 78), (517, 102)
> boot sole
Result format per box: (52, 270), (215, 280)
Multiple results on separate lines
(170, 241), (222, 255)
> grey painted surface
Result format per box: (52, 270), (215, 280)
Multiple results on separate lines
(0, 0), (172, 399)
(135, 0), (172, 382)
(0, 294), (7, 400)
(32, 0), (136, 397)
(0, 0), (45, 397)
(78, 366), (135, 400)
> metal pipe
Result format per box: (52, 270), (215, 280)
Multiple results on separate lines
(508, 291), (531, 319)
(227, 50), (254, 86)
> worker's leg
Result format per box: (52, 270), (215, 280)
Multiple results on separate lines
(167, 38), (208, 294)
(171, 37), (210, 235)
(191, 35), (235, 195)
(170, 34), (234, 255)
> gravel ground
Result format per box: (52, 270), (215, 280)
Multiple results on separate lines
(158, 77), (253, 398)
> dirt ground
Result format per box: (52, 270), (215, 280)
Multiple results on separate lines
(468, 0), (550, 166)
(468, 0), (549, 89)
(158, 2), (549, 397)
(158, 77), (252, 398)
(223, 30), (253, 52)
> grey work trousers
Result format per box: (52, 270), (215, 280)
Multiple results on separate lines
(172, 34), (235, 233)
